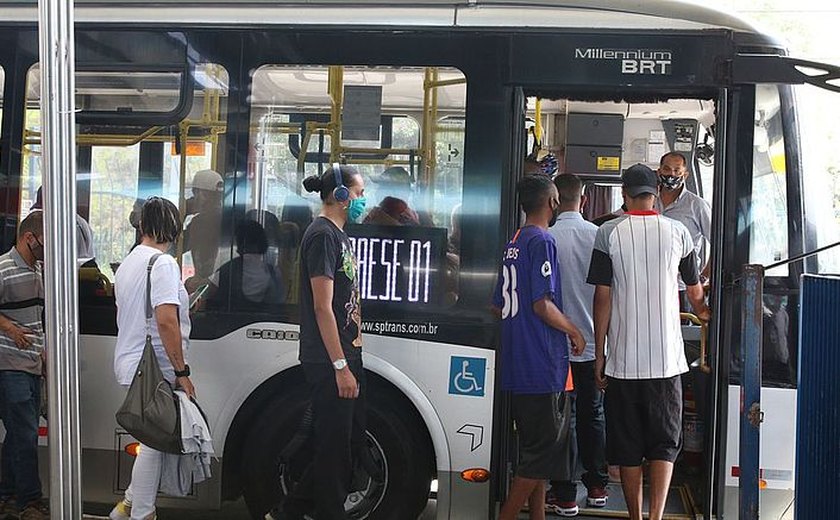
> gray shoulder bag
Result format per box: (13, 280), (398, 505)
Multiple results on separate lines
(115, 254), (182, 454)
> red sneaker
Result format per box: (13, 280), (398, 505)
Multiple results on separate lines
(545, 493), (579, 517)
(586, 486), (609, 507)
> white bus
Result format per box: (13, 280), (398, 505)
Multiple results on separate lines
(1, 1), (839, 518)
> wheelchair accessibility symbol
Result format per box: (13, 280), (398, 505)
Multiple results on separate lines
(448, 356), (486, 397)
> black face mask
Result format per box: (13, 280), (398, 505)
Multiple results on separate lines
(27, 236), (44, 262)
(548, 205), (561, 228)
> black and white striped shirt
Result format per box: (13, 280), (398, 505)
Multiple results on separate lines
(587, 211), (698, 379)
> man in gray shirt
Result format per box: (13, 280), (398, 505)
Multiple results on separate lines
(654, 152), (712, 285)
(0, 211), (48, 520)
(545, 174), (608, 516)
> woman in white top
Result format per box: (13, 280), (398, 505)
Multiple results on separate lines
(110, 197), (195, 520)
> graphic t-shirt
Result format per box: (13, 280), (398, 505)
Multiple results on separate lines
(299, 216), (362, 364)
(492, 226), (569, 394)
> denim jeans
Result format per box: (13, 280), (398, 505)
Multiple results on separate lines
(0, 370), (43, 507)
(550, 361), (608, 501)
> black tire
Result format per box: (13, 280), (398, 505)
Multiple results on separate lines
(241, 382), (434, 520)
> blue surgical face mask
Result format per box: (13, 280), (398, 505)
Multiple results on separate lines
(347, 196), (367, 223)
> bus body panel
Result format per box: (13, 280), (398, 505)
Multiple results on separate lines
(78, 329), (494, 514)
(724, 385), (796, 490)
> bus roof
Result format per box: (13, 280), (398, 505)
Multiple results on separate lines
(0, 0), (762, 34)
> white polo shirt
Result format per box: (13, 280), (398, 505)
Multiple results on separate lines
(548, 211), (597, 362)
(587, 211), (699, 379)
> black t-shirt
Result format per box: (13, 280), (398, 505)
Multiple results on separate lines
(299, 216), (362, 364)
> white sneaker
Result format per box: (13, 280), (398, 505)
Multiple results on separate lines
(109, 499), (156, 520)
(109, 500), (131, 520)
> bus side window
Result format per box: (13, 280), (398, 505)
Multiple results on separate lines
(246, 65), (466, 313)
(750, 85), (789, 274)
(749, 85), (796, 386)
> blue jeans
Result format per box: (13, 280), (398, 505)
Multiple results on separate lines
(550, 361), (608, 501)
(0, 370), (43, 506)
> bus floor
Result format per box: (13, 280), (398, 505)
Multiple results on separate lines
(82, 498), (438, 519)
(509, 452), (705, 520)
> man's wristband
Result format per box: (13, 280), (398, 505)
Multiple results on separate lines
(174, 364), (191, 378)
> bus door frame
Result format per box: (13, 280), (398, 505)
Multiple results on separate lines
(491, 85), (527, 507)
(710, 53), (840, 520)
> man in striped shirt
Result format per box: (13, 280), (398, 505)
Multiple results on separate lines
(0, 211), (48, 520)
(587, 165), (709, 520)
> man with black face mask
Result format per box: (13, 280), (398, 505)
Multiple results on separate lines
(0, 211), (49, 520)
(654, 152), (712, 294)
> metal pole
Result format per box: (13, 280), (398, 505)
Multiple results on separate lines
(37, 0), (83, 518)
(739, 264), (763, 520)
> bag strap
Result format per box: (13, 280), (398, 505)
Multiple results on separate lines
(146, 254), (163, 337)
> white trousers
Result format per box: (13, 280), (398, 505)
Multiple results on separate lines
(124, 442), (162, 519)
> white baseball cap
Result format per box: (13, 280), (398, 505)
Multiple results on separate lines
(192, 169), (223, 192)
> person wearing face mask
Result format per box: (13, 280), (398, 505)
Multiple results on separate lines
(183, 170), (224, 295)
(0, 211), (49, 520)
(654, 152), (712, 293)
(268, 164), (367, 520)
(546, 174), (608, 516)
(493, 175), (585, 520)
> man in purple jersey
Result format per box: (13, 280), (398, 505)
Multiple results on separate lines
(493, 175), (586, 520)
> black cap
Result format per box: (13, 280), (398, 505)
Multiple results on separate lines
(622, 164), (659, 197)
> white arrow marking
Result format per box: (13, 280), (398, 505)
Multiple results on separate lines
(457, 424), (484, 452)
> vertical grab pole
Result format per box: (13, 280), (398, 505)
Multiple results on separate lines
(37, 0), (83, 518)
(739, 264), (763, 520)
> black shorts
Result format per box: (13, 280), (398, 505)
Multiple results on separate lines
(604, 376), (683, 466)
(510, 392), (570, 480)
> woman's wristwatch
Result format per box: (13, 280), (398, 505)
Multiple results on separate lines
(174, 365), (191, 378)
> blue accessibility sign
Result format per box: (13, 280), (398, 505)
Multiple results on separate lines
(448, 356), (487, 397)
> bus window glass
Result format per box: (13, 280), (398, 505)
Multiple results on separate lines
(247, 65), (466, 310)
(798, 83), (840, 274)
(20, 64), (230, 290)
(89, 144), (141, 278)
(27, 66), (184, 115)
(0, 67), (4, 141)
(749, 85), (789, 276)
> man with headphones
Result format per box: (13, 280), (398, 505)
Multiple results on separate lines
(269, 164), (368, 520)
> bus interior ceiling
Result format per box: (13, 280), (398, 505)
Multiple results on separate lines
(525, 95), (717, 205)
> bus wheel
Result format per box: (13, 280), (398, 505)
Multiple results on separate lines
(241, 389), (433, 520)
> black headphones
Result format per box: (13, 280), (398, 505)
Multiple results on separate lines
(332, 162), (350, 202)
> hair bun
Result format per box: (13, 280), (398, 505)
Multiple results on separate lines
(302, 175), (323, 193)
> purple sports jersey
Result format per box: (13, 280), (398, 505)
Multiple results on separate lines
(493, 225), (569, 394)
